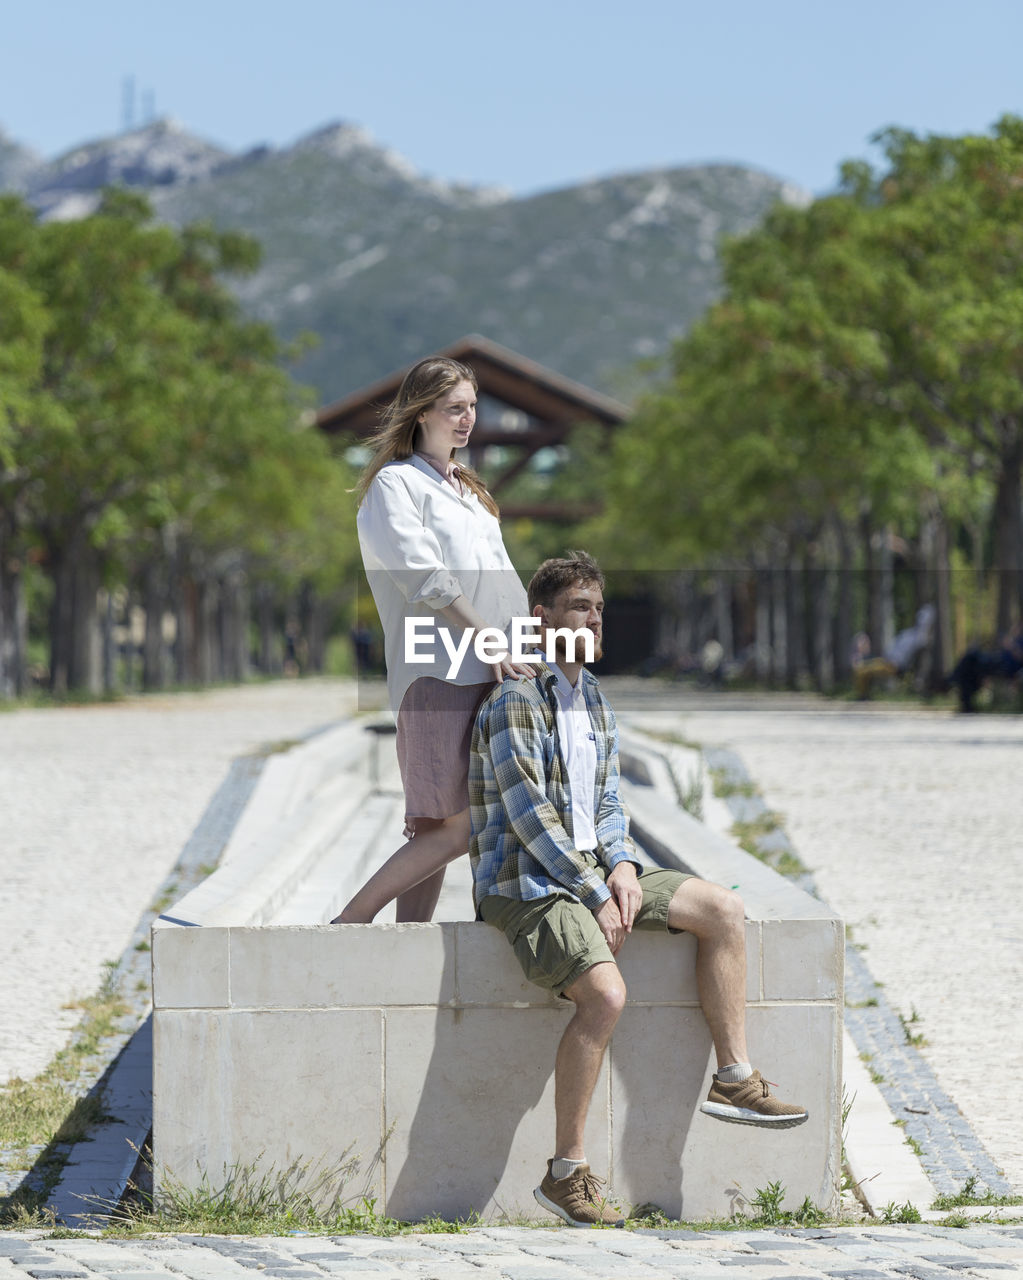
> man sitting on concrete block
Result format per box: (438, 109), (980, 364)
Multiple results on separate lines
(469, 551), (807, 1228)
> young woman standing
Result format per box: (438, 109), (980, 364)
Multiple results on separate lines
(333, 356), (530, 923)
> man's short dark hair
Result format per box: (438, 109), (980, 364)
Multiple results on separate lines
(527, 551), (605, 613)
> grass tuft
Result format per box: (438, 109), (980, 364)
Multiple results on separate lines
(629, 1181), (828, 1232)
(880, 1200), (922, 1224)
(677, 763), (704, 821)
(0, 966), (131, 1222)
(898, 1006), (928, 1048)
(931, 1176), (1023, 1211)
(708, 766), (757, 799)
(106, 1150), (411, 1237)
(730, 812), (809, 878)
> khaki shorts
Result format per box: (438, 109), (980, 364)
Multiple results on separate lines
(479, 866), (691, 997)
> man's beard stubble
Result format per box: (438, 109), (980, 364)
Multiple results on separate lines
(552, 634), (603, 665)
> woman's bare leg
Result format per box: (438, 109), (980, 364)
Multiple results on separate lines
(396, 868), (446, 922)
(331, 809), (470, 924)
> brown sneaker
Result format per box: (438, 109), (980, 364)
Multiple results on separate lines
(534, 1160), (625, 1227)
(700, 1069), (808, 1128)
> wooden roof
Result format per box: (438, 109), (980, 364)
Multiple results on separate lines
(316, 334), (629, 436)
(316, 336), (630, 521)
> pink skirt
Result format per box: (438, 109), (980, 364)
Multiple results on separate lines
(395, 677), (493, 834)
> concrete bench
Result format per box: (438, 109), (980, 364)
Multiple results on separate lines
(151, 721), (843, 1222)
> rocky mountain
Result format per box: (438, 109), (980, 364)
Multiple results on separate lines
(31, 119), (230, 220)
(0, 128), (42, 193)
(1, 118), (809, 403)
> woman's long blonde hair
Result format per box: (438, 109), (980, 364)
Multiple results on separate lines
(356, 356), (499, 516)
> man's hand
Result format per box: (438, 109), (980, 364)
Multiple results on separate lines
(607, 862), (643, 934)
(593, 897), (626, 955)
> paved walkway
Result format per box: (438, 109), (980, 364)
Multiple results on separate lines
(607, 683), (1023, 1196)
(2, 679), (1022, 1271)
(0, 681), (360, 1085)
(2, 1223), (1023, 1277)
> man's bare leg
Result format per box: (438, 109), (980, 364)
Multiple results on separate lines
(667, 877), (808, 1127)
(533, 960), (628, 1227)
(666, 878), (748, 1066)
(332, 810), (470, 924)
(554, 962), (627, 1158)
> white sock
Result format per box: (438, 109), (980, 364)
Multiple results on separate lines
(551, 1156), (584, 1180)
(715, 1062), (753, 1083)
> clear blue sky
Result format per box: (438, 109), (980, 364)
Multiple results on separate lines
(4, 0), (1022, 196)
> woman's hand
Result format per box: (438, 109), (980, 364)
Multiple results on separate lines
(438, 595), (534, 683)
(489, 652), (536, 683)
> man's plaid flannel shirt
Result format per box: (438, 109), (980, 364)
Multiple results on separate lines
(469, 662), (638, 913)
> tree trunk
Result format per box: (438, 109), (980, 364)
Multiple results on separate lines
(808, 530), (835, 693)
(754, 561), (771, 683)
(300, 581), (327, 675)
(784, 545), (807, 689)
(732, 567), (755, 658)
(932, 507), (954, 681)
(255, 583), (276, 675)
(175, 575), (197, 685)
(142, 560), (168, 691)
(0, 536), (28, 699)
(196, 576), (217, 684)
(861, 509), (896, 655)
(657, 573), (695, 671)
(834, 516), (854, 683)
(48, 531), (102, 696)
(101, 589), (118, 693)
(879, 528), (895, 654)
(991, 433), (1023, 635)
(0, 523), (8, 699)
(963, 514), (987, 647)
(219, 565), (249, 683)
(714, 572), (734, 662)
(119, 590), (135, 691)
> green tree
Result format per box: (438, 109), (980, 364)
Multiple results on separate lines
(0, 197), (59, 695)
(597, 117), (1023, 685)
(846, 117), (1023, 632)
(1, 191), (360, 695)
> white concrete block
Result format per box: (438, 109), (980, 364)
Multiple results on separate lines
(608, 1005), (715, 1216)
(228, 923), (456, 1009)
(762, 918), (844, 1001)
(151, 927), (229, 1009)
(150, 720), (845, 1224)
(153, 1008), (385, 1210)
(381, 1007), (604, 1221)
(451, 923), (561, 1007)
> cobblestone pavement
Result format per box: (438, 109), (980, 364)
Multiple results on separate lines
(3, 1224), (1023, 1278)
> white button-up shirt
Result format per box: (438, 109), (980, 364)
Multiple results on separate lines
(550, 663), (598, 852)
(357, 455), (528, 715)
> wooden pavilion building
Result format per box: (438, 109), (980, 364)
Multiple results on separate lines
(316, 334), (630, 521)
